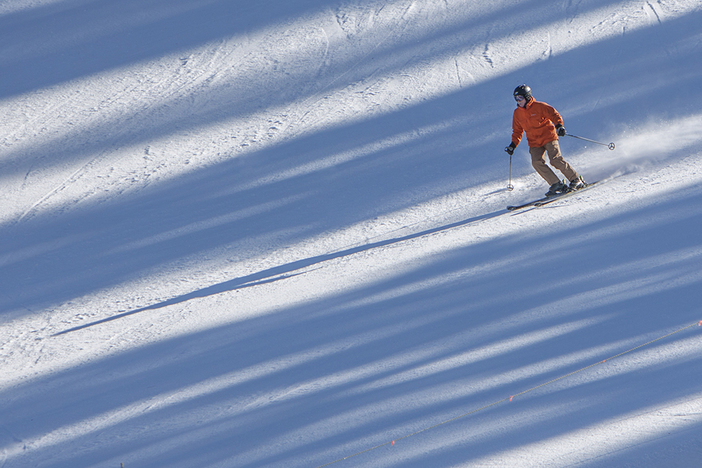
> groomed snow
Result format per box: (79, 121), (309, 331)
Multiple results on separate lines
(1, 0), (701, 467)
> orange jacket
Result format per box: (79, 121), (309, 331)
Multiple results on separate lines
(511, 99), (563, 148)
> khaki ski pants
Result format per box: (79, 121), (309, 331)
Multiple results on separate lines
(529, 140), (578, 186)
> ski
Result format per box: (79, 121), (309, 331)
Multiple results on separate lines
(506, 180), (599, 211)
(533, 180), (599, 207)
(506, 196), (550, 211)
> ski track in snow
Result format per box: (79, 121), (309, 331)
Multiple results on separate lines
(1, 0), (702, 467)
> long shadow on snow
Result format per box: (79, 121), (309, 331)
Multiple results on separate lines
(238, 187), (702, 467)
(0, 0), (618, 99)
(0, 84), (501, 317)
(0, 0), (674, 179)
(0, 0), (331, 99)
(3, 8), (702, 320)
(52, 207), (506, 335)
(2, 187), (702, 467)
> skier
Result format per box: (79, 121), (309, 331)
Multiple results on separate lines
(504, 84), (585, 197)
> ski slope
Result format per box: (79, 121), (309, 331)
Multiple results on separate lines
(1, 0), (702, 466)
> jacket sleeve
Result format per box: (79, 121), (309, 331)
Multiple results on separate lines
(544, 103), (564, 127)
(511, 111), (523, 147)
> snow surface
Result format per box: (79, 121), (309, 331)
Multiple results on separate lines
(1, 0), (702, 467)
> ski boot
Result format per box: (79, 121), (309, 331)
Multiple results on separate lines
(545, 181), (568, 197)
(569, 175), (586, 191)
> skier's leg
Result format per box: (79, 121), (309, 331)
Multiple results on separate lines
(545, 140), (578, 182)
(530, 145), (560, 185)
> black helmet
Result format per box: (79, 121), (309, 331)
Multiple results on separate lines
(513, 84), (532, 102)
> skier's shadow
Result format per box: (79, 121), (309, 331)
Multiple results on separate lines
(53, 208), (506, 336)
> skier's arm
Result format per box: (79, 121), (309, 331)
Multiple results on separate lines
(545, 103), (564, 128)
(547, 104), (566, 137)
(511, 112), (523, 147)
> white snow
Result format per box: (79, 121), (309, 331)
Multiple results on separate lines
(1, 0), (702, 467)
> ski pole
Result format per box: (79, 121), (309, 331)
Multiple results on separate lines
(507, 153), (514, 191)
(565, 133), (615, 150)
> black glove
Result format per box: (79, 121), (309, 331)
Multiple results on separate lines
(556, 124), (566, 137)
(504, 142), (516, 156)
